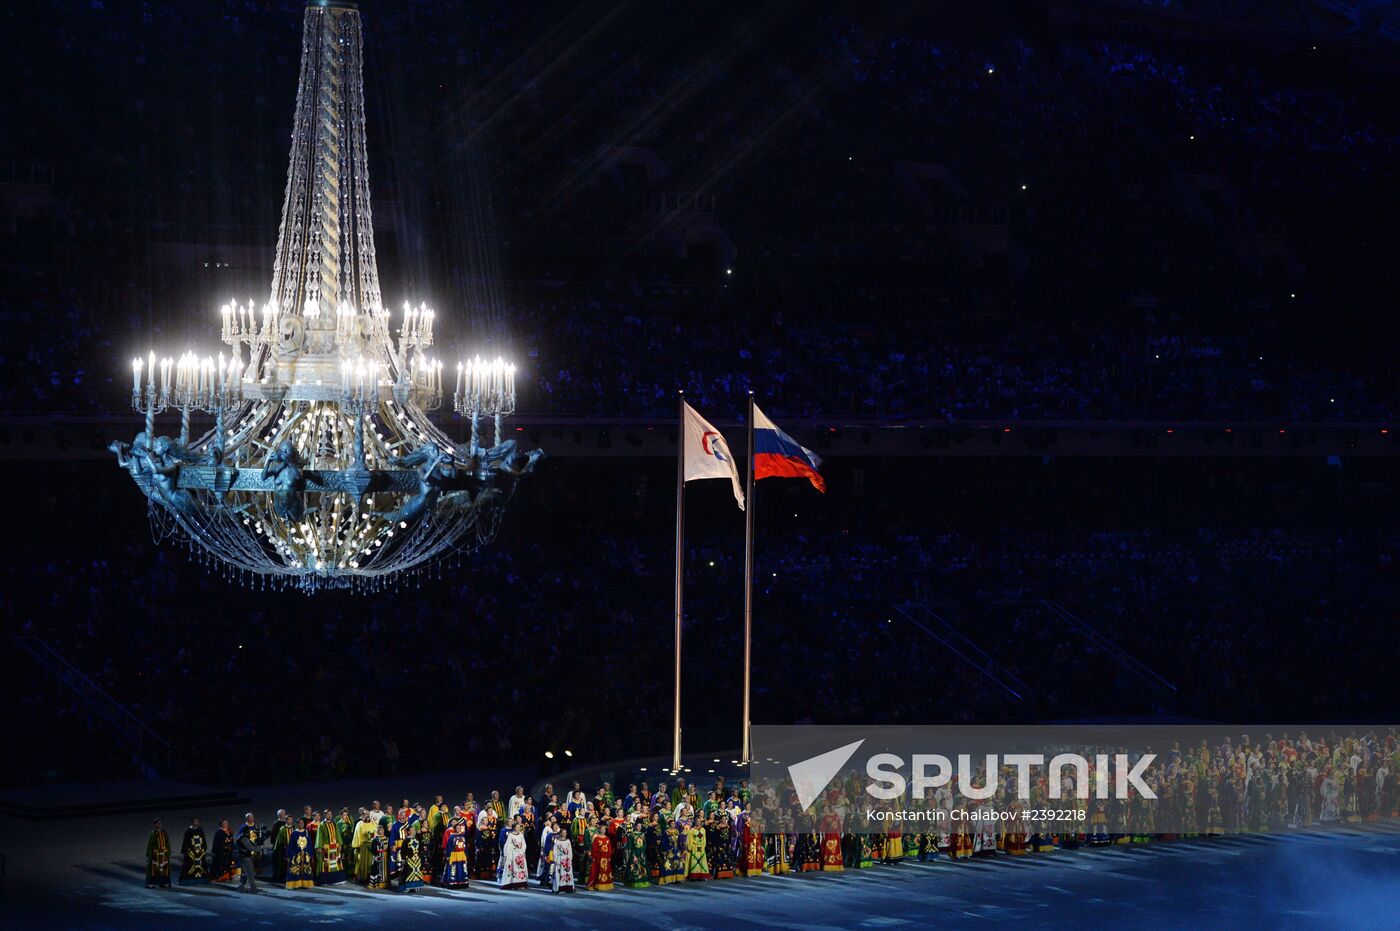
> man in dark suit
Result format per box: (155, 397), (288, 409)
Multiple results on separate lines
(236, 813), (261, 893)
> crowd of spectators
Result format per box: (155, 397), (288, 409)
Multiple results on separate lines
(0, 273), (1390, 422)
(512, 283), (1387, 420)
(4, 1), (1398, 790)
(2, 2), (1397, 421)
(6, 459), (1396, 786)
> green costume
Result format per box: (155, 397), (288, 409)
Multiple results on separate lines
(621, 826), (650, 888)
(685, 824), (710, 879)
(315, 819), (345, 883)
(146, 828), (171, 887)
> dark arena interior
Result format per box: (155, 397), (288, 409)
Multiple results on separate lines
(1, 1), (1398, 928)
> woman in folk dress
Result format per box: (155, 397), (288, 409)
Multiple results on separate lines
(499, 824), (530, 890)
(551, 832), (576, 893)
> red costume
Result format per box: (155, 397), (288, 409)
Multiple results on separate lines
(741, 821), (765, 876)
(820, 813), (844, 871)
(588, 834), (614, 891)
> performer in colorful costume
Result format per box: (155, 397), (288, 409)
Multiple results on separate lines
(285, 819), (316, 889)
(146, 819), (172, 888)
(179, 818), (209, 885)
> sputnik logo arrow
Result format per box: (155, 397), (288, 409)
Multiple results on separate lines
(788, 739), (865, 810)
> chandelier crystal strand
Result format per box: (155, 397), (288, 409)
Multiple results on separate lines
(110, 1), (542, 592)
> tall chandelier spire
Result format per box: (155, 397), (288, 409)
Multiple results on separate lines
(272, 1), (382, 319)
(110, 1), (542, 592)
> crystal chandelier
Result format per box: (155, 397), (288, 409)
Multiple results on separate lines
(110, 1), (542, 592)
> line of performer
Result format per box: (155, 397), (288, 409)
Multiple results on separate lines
(144, 730), (1400, 893)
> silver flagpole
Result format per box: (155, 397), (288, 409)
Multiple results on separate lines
(673, 390), (686, 773)
(742, 391), (756, 763)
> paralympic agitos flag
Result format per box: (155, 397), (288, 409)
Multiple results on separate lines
(683, 401), (746, 510)
(753, 404), (826, 493)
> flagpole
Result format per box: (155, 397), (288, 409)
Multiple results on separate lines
(673, 390), (685, 773)
(742, 391), (755, 763)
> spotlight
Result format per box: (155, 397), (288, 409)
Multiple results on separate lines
(544, 751), (554, 759)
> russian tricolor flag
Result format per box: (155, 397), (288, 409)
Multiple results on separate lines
(753, 403), (826, 493)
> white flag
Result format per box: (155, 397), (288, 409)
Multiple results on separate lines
(682, 401), (745, 510)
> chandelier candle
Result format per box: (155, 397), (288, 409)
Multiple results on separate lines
(108, 1), (543, 592)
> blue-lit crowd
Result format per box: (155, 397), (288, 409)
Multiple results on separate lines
(146, 726), (1400, 894)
